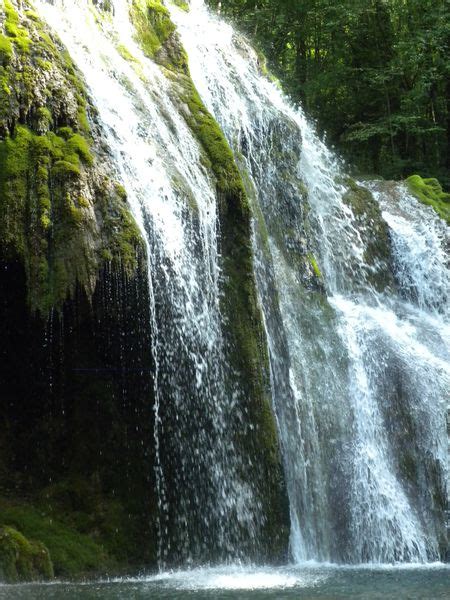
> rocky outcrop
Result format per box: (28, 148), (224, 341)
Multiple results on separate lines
(0, 0), (144, 314)
(0, 0), (155, 582)
(342, 178), (395, 292)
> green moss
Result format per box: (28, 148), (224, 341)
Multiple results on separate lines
(406, 174), (450, 224)
(0, 4), (88, 135)
(171, 0), (190, 11)
(0, 35), (13, 65)
(24, 10), (40, 22)
(131, 1), (243, 201)
(77, 108), (90, 134)
(0, 470), (154, 579)
(101, 248), (114, 261)
(1, 126), (91, 230)
(0, 2), (144, 314)
(4, 0), (19, 36)
(187, 90), (246, 198)
(0, 502), (110, 577)
(114, 182), (128, 200)
(0, 117), (125, 312)
(35, 106), (52, 131)
(131, 0), (175, 59)
(104, 197), (142, 270)
(308, 253), (322, 278)
(117, 43), (139, 63)
(131, 0), (188, 71)
(343, 177), (373, 216)
(0, 525), (53, 583)
(4, 0), (31, 54)
(38, 480), (147, 566)
(52, 160), (81, 177)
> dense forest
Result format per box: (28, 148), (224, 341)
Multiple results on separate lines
(207, 0), (450, 186)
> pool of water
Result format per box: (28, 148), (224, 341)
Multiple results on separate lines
(1, 564), (449, 599)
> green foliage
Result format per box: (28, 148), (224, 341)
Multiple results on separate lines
(209, 0), (450, 185)
(406, 175), (450, 224)
(0, 525), (53, 583)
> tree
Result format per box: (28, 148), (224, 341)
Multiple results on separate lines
(207, 0), (450, 185)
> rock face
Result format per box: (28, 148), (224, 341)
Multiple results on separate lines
(0, 0), (157, 581)
(0, 0), (288, 580)
(0, 0), (144, 314)
(342, 178), (395, 292)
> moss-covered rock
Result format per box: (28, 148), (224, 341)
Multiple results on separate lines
(0, 491), (138, 578)
(0, 525), (53, 583)
(406, 174), (450, 224)
(131, 0), (187, 71)
(92, 0), (113, 12)
(0, 0), (144, 315)
(342, 177), (394, 292)
(1, 0), (288, 573)
(245, 116), (322, 293)
(131, 1), (289, 562)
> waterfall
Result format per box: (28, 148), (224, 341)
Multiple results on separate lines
(34, 0), (263, 566)
(33, 0), (448, 566)
(171, 0), (449, 563)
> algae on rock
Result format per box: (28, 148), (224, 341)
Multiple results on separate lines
(0, 0), (144, 315)
(0, 0), (155, 582)
(406, 175), (450, 224)
(0, 525), (53, 583)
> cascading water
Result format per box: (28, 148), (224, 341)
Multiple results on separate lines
(33, 0), (448, 567)
(172, 0), (449, 563)
(34, 0), (262, 566)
